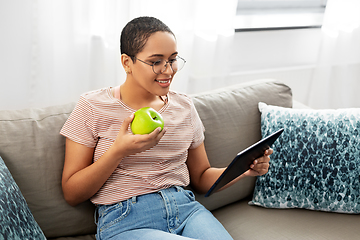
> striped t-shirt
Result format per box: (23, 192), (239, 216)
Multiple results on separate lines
(60, 87), (205, 205)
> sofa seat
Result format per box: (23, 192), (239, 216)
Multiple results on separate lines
(212, 197), (360, 240)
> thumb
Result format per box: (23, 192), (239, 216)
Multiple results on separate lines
(120, 113), (134, 133)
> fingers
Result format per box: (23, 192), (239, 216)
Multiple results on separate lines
(135, 127), (166, 142)
(250, 148), (272, 166)
(128, 128), (165, 154)
(147, 127), (165, 138)
(265, 148), (273, 156)
(251, 160), (269, 171)
(154, 127), (166, 140)
(120, 113), (134, 134)
(142, 128), (165, 148)
(130, 126), (166, 150)
(249, 148), (272, 175)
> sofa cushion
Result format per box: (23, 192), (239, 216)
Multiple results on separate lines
(190, 79), (293, 211)
(251, 102), (360, 213)
(0, 156), (46, 239)
(0, 103), (96, 238)
(213, 198), (360, 240)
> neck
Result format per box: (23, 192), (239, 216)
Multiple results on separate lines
(119, 79), (166, 111)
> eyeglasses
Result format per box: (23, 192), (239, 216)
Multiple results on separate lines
(133, 56), (186, 75)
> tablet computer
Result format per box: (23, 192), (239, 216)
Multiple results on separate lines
(205, 128), (284, 197)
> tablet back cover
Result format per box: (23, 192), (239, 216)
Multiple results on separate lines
(205, 128), (284, 197)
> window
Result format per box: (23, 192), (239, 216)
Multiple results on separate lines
(235, 0), (328, 31)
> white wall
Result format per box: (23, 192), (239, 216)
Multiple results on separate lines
(0, 1), (34, 110)
(229, 28), (323, 105)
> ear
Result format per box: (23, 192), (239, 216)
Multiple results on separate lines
(121, 54), (132, 74)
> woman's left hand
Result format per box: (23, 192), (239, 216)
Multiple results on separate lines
(244, 148), (273, 177)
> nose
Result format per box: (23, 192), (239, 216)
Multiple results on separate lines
(162, 61), (174, 75)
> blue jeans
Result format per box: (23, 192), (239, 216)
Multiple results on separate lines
(95, 186), (233, 240)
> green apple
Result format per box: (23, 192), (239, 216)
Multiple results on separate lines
(130, 107), (164, 135)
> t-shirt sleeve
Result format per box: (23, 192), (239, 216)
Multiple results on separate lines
(189, 99), (205, 149)
(60, 96), (98, 148)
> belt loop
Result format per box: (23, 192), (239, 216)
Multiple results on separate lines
(131, 196), (137, 204)
(94, 205), (99, 226)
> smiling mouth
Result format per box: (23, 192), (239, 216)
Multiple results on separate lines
(156, 79), (170, 83)
(155, 77), (172, 83)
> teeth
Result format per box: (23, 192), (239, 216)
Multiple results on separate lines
(157, 80), (169, 83)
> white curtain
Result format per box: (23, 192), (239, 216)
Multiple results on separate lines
(307, 0), (360, 109)
(0, 0), (237, 110)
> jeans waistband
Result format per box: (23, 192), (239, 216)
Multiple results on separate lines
(130, 186), (184, 204)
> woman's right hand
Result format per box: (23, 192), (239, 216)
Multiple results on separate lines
(111, 113), (166, 161)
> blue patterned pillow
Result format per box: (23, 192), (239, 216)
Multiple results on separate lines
(0, 156), (46, 239)
(250, 102), (360, 214)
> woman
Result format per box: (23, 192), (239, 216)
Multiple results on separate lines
(60, 16), (272, 240)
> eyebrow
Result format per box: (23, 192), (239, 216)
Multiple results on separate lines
(147, 52), (178, 58)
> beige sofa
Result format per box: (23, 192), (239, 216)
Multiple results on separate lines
(0, 79), (359, 239)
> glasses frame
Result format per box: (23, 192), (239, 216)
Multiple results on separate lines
(132, 56), (186, 75)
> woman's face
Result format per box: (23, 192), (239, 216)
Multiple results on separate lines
(130, 31), (178, 97)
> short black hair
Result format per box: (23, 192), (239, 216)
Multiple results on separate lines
(120, 16), (175, 61)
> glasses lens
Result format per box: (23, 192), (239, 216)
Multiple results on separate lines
(172, 57), (185, 72)
(153, 60), (166, 74)
(152, 57), (186, 74)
